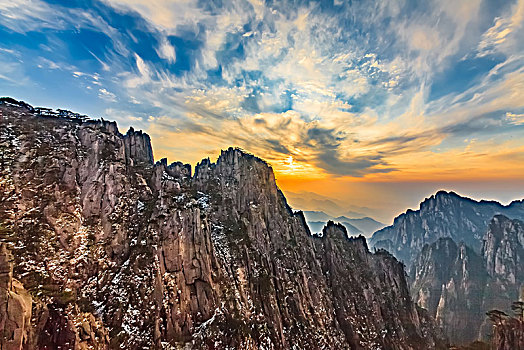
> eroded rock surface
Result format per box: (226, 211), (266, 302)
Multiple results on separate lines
(410, 215), (524, 344)
(0, 243), (32, 350)
(0, 99), (446, 349)
(410, 238), (487, 344)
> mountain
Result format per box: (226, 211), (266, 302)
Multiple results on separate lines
(410, 238), (488, 344)
(286, 193), (381, 221)
(284, 192), (348, 216)
(307, 220), (363, 236)
(343, 210), (368, 218)
(409, 215), (524, 344)
(333, 216), (385, 236)
(0, 99), (446, 349)
(302, 210), (333, 222)
(369, 190), (524, 266)
(303, 212), (384, 237)
(479, 215), (524, 337)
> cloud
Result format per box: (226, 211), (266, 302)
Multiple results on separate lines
(1, 0), (523, 182)
(156, 37), (176, 63)
(0, 0), (64, 33)
(477, 0), (524, 56)
(506, 112), (524, 125)
(98, 88), (117, 102)
(102, 0), (522, 179)
(103, 0), (209, 33)
(37, 57), (61, 70)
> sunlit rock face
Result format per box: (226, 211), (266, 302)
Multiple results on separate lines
(0, 99), (447, 349)
(369, 191), (524, 269)
(0, 243), (32, 350)
(409, 216), (524, 345)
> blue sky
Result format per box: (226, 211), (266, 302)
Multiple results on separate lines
(1, 0), (524, 221)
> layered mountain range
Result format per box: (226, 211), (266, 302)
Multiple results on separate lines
(369, 191), (524, 266)
(0, 99), (446, 349)
(303, 211), (385, 238)
(369, 191), (524, 345)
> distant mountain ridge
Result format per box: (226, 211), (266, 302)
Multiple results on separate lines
(369, 190), (524, 266)
(368, 190), (524, 345)
(333, 216), (385, 235)
(302, 210), (333, 222)
(303, 211), (385, 237)
(308, 220), (363, 236)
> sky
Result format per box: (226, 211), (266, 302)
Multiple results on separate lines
(1, 0), (524, 223)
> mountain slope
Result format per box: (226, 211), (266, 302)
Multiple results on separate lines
(302, 210), (332, 222)
(410, 215), (524, 344)
(410, 238), (488, 344)
(304, 212), (384, 237)
(334, 216), (385, 236)
(369, 191), (524, 266)
(307, 220), (363, 236)
(0, 99), (446, 349)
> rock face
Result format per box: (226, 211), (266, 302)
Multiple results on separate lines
(369, 191), (524, 268)
(410, 238), (487, 344)
(491, 316), (524, 350)
(409, 215), (524, 344)
(0, 243), (32, 350)
(0, 99), (448, 348)
(478, 215), (524, 340)
(481, 215), (524, 307)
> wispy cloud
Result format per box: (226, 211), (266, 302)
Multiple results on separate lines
(477, 0), (524, 56)
(98, 88), (117, 102)
(506, 112), (524, 125)
(1, 0), (523, 183)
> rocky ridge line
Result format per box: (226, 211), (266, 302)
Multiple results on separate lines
(0, 98), (446, 349)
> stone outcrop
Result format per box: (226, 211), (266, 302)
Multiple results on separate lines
(478, 215), (524, 340)
(0, 99), (446, 349)
(123, 126), (154, 166)
(369, 191), (524, 268)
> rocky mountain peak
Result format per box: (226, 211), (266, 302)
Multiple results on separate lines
(214, 147), (274, 184)
(409, 214), (524, 345)
(123, 126), (154, 165)
(322, 220), (347, 237)
(370, 190), (524, 268)
(83, 118), (119, 135)
(322, 221), (368, 249)
(0, 99), (447, 349)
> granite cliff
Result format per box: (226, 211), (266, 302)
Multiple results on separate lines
(409, 215), (524, 344)
(0, 99), (446, 349)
